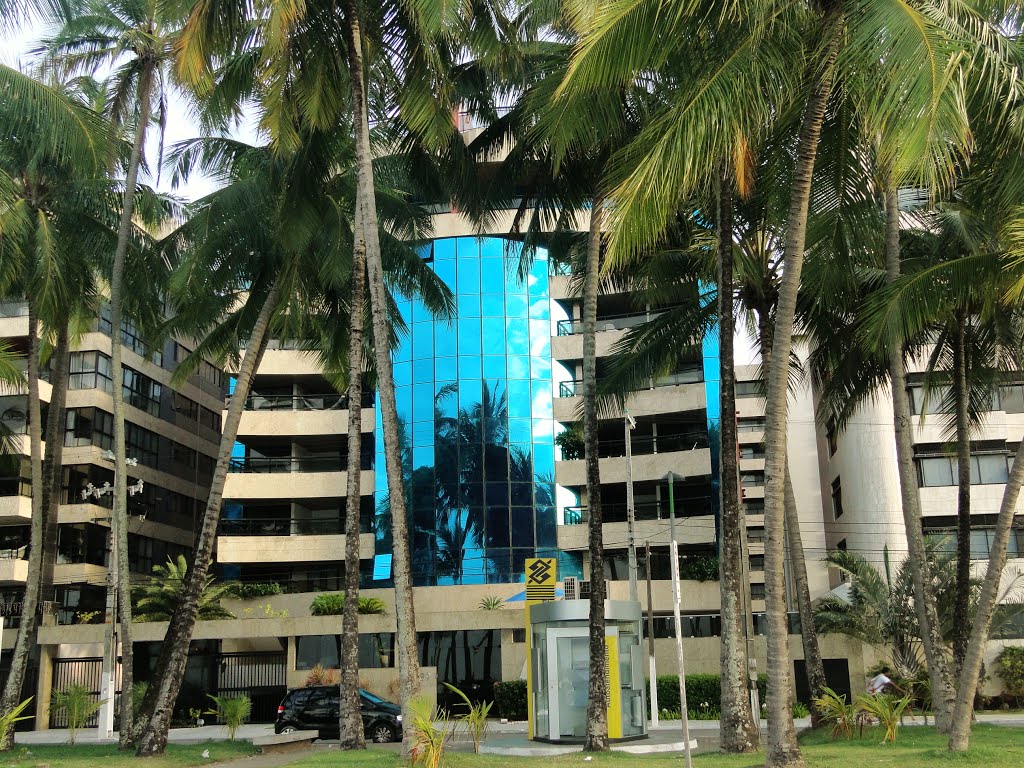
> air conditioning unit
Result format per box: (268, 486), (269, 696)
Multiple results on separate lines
(563, 576), (579, 600)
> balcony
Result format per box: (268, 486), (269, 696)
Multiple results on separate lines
(0, 548), (29, 584)
(0, 301), (29, 338)
(0, 495), (32, 524)
(236, 392), (375, 438)
(555, 311), (664, 337)
(556, 445), (712, 486)
(562, 499), (713, 525)
(224, 460), (370, 501)
(216, 517), (376, 564)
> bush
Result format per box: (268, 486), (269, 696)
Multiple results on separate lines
(53, 684), (102, 745)
(996, 646), (1024, 702)
(205, 694), (252, 741)
(408, 697), (451, 768)
(493, 680), (528, 721)
(310, 593), (388, 616)
(653, 673), (767, 714)
(679, 556), (720, 582)
(231, 582), (283, 599)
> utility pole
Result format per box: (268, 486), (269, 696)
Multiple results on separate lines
(625, 411), (638, 601)
(645, 540), (658, 727)
(665, 471), (692, 768)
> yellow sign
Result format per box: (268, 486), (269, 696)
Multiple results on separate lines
(525, 557), (557, 603)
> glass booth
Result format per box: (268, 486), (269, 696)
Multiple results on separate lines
(528, 599), (647, 742)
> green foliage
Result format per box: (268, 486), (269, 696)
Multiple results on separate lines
(996, 646), (1024, 700)
(309, 593), (388, 616)
(131, 555), (235, 622)
(478, 595), (504, 610)
(443, 683), (492, 753)
(813, 687), (859, 740)
(679, 555), (720, 582)
(653, 673), (768, 714)
(132, 682), (149, 720)
(554, 426), (584, 460)
(408, 697), (451, 768)
(492, 680), (528, 721)
(231, 582), (283, 599)
(205, 694), (252, 741)
(53, 684), (103, 745)
(0, 697), (33, 747)
(856, 693), (914, 743)
(792, 700), (811, 718)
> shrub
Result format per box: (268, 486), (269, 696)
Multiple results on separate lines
(679, 556), (720, 582)
(231, 582), (283, 599)
(792, 700), (810, 718)
(855, 693), (913, 743)
(492, 680), (528, 721)
(408, 697), (451, 768)
(0, 698), (32, 745)
(996, 646), (1024, 702)
(132, 682), (149, 720)
(479, 596), (504, 610)
(304, 664), (340, 686)
(205, 694), (252, 741)
(814, 687), (857, 740)
(653, 673), (767, 714)
(443, 683), (492, 753)
(53, 684), (102, 745)
(310, 593), (388, 616)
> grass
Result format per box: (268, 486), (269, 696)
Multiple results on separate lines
(287, 725), (1024, 768)
(0, 740), (256, 767)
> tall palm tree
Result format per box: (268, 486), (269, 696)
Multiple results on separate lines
(40, 0), (183, 742)
(0, 66), (118, 746)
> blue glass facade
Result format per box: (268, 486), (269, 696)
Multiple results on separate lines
(371, 237), (558, 587)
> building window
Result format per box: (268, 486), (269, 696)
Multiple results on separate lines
(750, 584), (766, 600)
(122, 367), (162, 417)
(738, 417), (766, 433)
(69, 351), (113, 391)
(739, 444), (766, 459)
(916, 454), (1010, 487)
(740, 472), (765, 488)
(734, 381), (764, 399)
(826, 423), (837, 457)
(831, 477), (843, 519)
(748, 554), (765, 571)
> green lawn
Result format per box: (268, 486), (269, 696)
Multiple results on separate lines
(288, 725), (1023, 768)
(0, 740), (256, 767)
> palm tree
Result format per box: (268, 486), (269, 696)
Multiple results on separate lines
(0, 66), (118, 747)
(131, 555), (235, 622)
(40, 0), (183, 742)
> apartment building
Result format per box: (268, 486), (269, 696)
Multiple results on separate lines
(0, 299), (224, 719)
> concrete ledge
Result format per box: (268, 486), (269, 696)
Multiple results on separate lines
(253, 730), (319, 754)
(480, 737), (698, 756)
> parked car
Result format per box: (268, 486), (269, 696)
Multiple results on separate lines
(275, 686), (403, 743)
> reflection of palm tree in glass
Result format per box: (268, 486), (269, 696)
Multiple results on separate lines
(377, 381), (551, 585)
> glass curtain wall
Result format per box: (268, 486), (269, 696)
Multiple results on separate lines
(372, 237), (557, 586)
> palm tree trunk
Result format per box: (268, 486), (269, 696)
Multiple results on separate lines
(762, 31), (839, 768)
(110, 65), (154, 748)
(947, 394), (1024, 751)
(39, 322), (70, 608)
(134, 281), (280, 756)
(344, 2), (421, 753)
(882, 186), (955, 732)
(0, 308), (45, 749)
(951, 316), (971, 679)
(339, 192), (367, 751)
(583, 200), (608, 752)
(716, 167), (759, 753)
(783, 470), (826, 724)
(756, 322), (827, 729)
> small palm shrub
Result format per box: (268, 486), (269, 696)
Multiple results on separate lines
(443, 683), (492, 753)
(792, 700), (810, 718)
(53, 684), (102, 745)
(132, 555), (235, 622)
(408, 697), (451, 768)
(231, 582), (283, 599)
(478, 595), (504, 610)
(0, 698), (33, 745)
(813, 687), (857, 740)
(304, 664), (340, 686)
(856, 693), (913, 743)
(205, 694), (252, 740)
(310, 593), (388, 616)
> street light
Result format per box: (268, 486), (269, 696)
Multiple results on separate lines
(663, 471), (693, 768)
(91, 455), (145, 738)
(624, 411), (638, 602)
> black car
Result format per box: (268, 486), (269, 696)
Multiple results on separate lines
(275, 686), (403, 743)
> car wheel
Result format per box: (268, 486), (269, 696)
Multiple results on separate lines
(280, 725), (297, 734)
(371, 723), (396, 743)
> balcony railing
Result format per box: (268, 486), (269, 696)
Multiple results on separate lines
(240, 391), (375, 411)
(228, 455), (371, 473)
(556, 311), (666, 337)
(220, 517), (344, 536)
(0, 545), (28, 560)
(564, 498), (713, 525)
(599, 431), (708, 459)
(557, 369), (703, 398)
(0, 477), (31, 497)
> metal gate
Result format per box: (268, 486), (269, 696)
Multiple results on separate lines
(216, 652), (286, 723)
(49, 657), (119, 728)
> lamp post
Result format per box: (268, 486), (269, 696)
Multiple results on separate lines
(88, 453), (144, 738)
(625, 411), (638, 601)
(664, 471), (693, 768)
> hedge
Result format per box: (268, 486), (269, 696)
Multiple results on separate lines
(491, 674), (768, 721)
(493, 680), (528, 720)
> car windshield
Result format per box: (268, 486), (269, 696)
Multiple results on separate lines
(360, 690), (387, 705)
